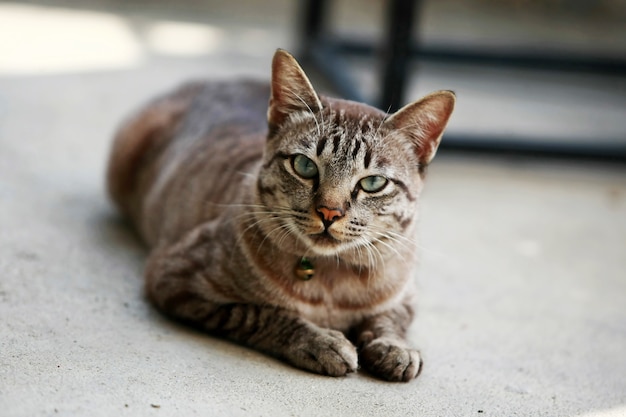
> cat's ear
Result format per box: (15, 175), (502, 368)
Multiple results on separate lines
(384, 91), (456, 166)
(268, 49), (323, 132)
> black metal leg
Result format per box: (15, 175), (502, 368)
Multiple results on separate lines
(379, 0), (418, 111)
(300, 0), (327, 54)
(298, 0), (366, 102)
(297, 0), (626, 160)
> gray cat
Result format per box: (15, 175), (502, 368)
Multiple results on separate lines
(107, 49), (455, 382)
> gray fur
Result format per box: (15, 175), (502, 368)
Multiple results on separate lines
(107, 49), (455, 382)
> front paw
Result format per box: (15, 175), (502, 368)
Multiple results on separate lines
(360, 338), (422, 382)
(288, 327), (358, 377)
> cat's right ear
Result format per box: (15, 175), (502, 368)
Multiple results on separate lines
(384, 91), (456, 166)
(267, 49), (323, 134)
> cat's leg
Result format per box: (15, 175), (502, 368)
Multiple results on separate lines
(352, 304), (422, 382)
(144, 228), (358, 377)
(203, 304), (358, 376)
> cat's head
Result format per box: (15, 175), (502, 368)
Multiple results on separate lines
(255, 49), (455, 263)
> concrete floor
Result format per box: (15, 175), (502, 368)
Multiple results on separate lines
(1, 1), (625, 416)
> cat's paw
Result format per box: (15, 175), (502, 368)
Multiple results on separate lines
(359, 337), (422, 382)
(288, 327), (358, 377)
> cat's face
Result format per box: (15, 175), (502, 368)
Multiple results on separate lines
(258, 101), (424, 260)
(253, 49), (455, 264)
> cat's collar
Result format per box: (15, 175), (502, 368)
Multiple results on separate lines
(295, 256), (314, 280)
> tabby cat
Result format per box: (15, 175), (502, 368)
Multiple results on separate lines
(107, 49), (455, 382)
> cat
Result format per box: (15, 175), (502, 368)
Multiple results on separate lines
(106, 49), (455, 382)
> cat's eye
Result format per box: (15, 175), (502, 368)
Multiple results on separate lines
(292, 154), (318, 179)
(360, 176), (388, 193)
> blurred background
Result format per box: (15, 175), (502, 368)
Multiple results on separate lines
(1, 1), (625, 416)
(1, 0), (625, 156)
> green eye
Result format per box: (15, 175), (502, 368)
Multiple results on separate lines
(292, 154), (318, 179)
(360, 176), (388, 193)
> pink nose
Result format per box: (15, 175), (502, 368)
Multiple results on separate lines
(316, 206), (344, 222)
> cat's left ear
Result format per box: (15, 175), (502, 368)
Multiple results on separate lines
(384, 91), (456, 166)
(268, 49), (323, 133)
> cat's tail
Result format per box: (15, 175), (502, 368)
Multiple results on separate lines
(106, 82), (203, 218)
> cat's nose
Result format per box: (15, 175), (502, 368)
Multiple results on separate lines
(316, 206), (345, 224)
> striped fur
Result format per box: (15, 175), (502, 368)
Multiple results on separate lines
(106, 49), (455, 382)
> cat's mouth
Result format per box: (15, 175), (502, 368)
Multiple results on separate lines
(308, 230), (341, 247)
(306, 229), (367, 258)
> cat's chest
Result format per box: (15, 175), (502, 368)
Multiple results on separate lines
(268, 260), (412, 330)
(236, 221), (414, 329)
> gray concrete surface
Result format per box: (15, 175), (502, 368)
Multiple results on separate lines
(1, 1), (626, 416)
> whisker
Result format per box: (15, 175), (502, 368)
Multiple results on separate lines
(256, 223), (293, 256)
(230, 205), (302, 259)
(380, 121), (428, 145)
(367, 230), (415, 256)
(378, 228), (444, 257)
(231, 215), (278, 261)
(375, 103), (393, 137)
(276, 222), (301, 248)
(284, 86), (321, 137)
(361, 239), (385, 287)
(324, 101), (332, 136)
(371, 235), (404, 261)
